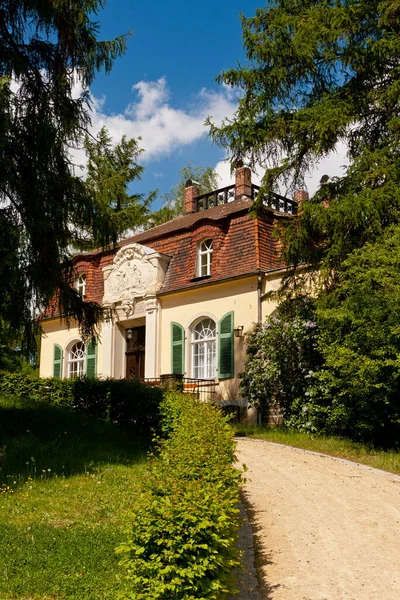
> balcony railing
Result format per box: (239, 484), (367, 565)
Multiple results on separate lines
(194, 183), (297, 215)
(252, 184), (298, 215)
(143, 375), (217, 402)
(195, 184), (236, 212)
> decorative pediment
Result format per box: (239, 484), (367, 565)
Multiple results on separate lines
(102, 243), (170, 310)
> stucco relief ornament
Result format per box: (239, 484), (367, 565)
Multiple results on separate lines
(102, 244), (170, 319)
(121, 299), (135, 318)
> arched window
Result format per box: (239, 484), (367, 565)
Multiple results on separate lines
(68, 341), (85, 378)
(198, 239), (213, 276)
(76, 273), (86, 297)
(192, 318), (216, 379)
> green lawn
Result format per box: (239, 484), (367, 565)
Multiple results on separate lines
(233, 425), (400, 475)
(0, 394), (148, 599)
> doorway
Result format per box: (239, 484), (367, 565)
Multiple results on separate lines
(125, 325), (145, 380)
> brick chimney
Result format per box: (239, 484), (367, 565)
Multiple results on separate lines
(294, 189), (309, 212)
(235, 166), (252, 199)
(184, 179), (200, 213)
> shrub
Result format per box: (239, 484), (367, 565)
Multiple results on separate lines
(116, 391), (241, 600)
(287, 225), (400, 446)
(0, 373), (163, 435)
(241, 296), (322, 418)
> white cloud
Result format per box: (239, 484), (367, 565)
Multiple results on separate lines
(73, 77), (238, 165)
(127, 77), (170, 120)
(214, 142), (349, 199)
(304, 141), (349, 196)
(69, 74), (349, 193)
(214, 158), (234, 187)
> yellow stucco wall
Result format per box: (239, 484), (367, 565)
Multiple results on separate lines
(39, 319), (106, 378)
(261, 271), (283, 322)
(39, 271), (283, 382)
(159, 276), (259, 378)
(158, 273), (283, 380)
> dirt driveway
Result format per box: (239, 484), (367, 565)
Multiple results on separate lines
(235, 438), (400, 600)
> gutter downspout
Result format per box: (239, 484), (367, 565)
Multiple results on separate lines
(254, 215), (262, 325)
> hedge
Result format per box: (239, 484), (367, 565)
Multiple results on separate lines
(0, 373), (163, 435)
(116, 391), (242, 600)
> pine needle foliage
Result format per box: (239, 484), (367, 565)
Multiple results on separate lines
(83, 126), (155, 248)
(0, 0), (130, 346)
(209, 0), (400, 282)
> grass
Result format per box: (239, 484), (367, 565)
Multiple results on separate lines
(0, 394), (149, 599)
(233, 424), (400, 475)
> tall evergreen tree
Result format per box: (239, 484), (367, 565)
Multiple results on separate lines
(83, 127), (154, 248)
(209, 0), (400, 285)
(0, 0), (130, 347)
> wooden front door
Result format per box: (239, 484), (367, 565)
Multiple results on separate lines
(125, 326), (145, 380)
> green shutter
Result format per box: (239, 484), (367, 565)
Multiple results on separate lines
(53, 344), (63, 378)
(171, 323), (184, 374)
(218, 312), (234, 379)
(86, 337), (97, 378)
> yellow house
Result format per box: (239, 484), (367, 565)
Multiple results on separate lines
(39, 167), (303, 400)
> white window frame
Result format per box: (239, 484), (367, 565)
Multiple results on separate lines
(67, 341), (86, 378)
(191, 317), (217, 380)
(197, 239), (213, 277)
(76, 273), (86, 297)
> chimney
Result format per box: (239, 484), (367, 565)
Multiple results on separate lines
(184, 179), (200, 213)
(294, 189), (309, 211)
(235, 165), (252, 199)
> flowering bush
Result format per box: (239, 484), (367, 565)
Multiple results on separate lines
(240, 296), (322, 418)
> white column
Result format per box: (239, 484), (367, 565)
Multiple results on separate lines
(145, 297), (159, 379)
(101, 318), (114, 378)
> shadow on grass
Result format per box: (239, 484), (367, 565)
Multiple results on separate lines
(0, 394), (149, 487)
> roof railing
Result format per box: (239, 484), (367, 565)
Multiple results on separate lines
(252, 184), (298, 215)
(195, 184), (236, 212)
(194, 183), (297, 215)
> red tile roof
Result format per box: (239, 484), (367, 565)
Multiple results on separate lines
(68, 198), (290, 302)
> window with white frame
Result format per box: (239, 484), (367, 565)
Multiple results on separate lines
(191, 318), (216, 379)
(68, 341), (85, 378)
(76, 273), (86, 297)
(197, 239), (213, 276)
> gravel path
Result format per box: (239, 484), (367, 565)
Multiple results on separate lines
(235, 438), (400, 600)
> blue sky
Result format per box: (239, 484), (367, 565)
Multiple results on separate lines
(80, 0), (348, 211)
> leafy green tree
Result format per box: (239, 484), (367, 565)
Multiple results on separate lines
(83, 127), (154, 248)
(209, 0), (400, 283)
(301, 226), (400, 446)
(210, 0), (400, 446)
(148, 163), (220, 227)
(0, 0), (129, 350)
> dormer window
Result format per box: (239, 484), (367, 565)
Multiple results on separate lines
(76, 273), (86, 297)
(198, 239), (213, 276)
